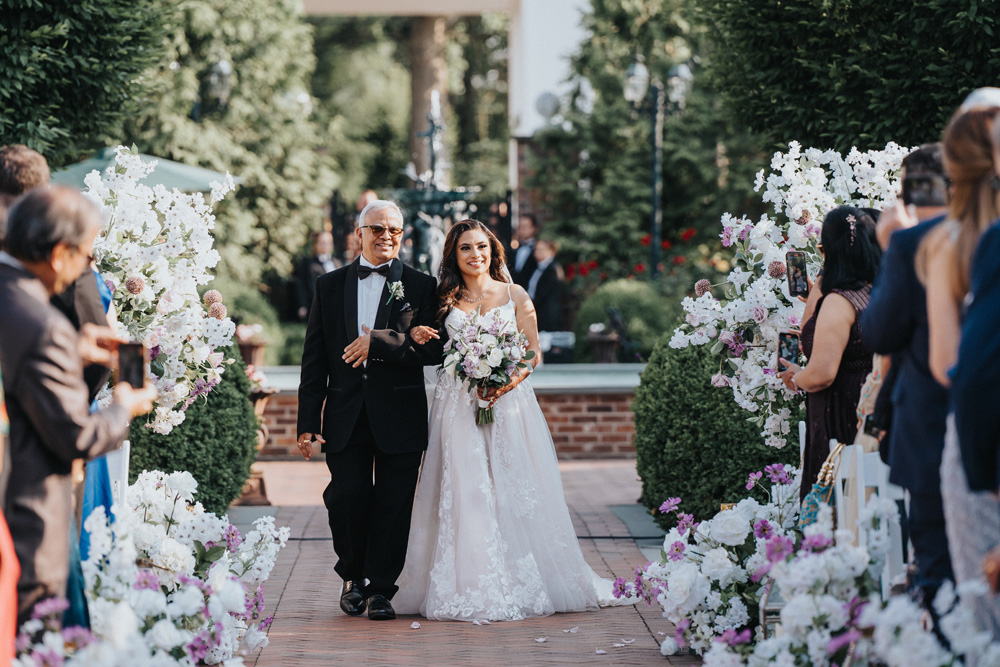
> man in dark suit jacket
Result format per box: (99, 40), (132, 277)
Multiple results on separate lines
(295, 230), (341, 321)
(0, 187), (154, 623)
(526, 238), (562, 331)
(861, 143), (952, 608)
(509, 213), (538, 287)
(296, 200), (443, 621)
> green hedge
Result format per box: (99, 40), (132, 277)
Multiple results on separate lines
(634, 334), (798, 527)
(573, 279), (673, 363)
(129, 343), (258, 515)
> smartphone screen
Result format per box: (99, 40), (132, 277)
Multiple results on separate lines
(117, 342), (146, 389)
(902, 174), (948, 208)
(777, 332), (800, 370)
(786, 251), (809, 297)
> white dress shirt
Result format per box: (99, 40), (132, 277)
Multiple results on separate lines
(357, 256), (389, 339)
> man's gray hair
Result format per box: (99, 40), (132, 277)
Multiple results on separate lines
(358, 199), (404, 228)
(5, 186), (101, 262)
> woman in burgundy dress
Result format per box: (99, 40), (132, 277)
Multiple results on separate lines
(777, 206), (882, 499)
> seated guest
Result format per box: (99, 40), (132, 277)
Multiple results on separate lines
(0, 186), (155, 624)
(862, 143), (953, 613)
(527, 238), (562, 332)
(777, 205), (881, 500)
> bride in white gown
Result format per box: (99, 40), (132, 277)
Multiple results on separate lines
(393, 220), (626, 622)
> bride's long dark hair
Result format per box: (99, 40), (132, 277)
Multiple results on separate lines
(436, 219), (509, 323)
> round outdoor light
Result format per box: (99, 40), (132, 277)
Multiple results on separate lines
(667, 63), (694, 107)
(623, 59), (650, 105)
(535, 91), (561, 121)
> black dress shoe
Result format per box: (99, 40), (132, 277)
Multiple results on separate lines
(366, 594), (396, 620)
(340, 580), (367, 616)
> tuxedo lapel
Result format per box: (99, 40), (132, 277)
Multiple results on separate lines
(373, 258), (404, 331)
(344, 260), (360, 341)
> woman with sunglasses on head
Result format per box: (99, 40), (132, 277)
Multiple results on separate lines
(394, 219), (630, 622)
(777, 206), (882, 500)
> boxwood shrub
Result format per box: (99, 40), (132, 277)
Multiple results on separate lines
(633, 333), (799, 528)
(573, 279), (673, 362)
(128, 343), (258, 515)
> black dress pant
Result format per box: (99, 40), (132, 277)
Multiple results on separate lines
(323, 404), (423, 599)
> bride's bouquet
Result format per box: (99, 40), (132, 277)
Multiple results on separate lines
(443, 306), (535, 425)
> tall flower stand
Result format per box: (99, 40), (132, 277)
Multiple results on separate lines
(233, 387), (277, 506)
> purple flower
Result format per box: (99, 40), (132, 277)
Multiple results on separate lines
(134, 570), (160, 591)
(752, 304), (769, 324)
(711, 373), (730, 388)
(739, 224), (754, 242)
(727, 339), (747, 356)
(694, 279), (712, 298)
(61, 625), (95, 648)
(721, 227), (735, 247)
(718, 628), (752, 646)
(612, 577), (630, 599)
(765, 535), (795, 563)
(31, 597), (70, 619)
(746, 471), (763, 490)
(753, 519), (773, 539)
(801, 533), (832, 552)
(676, 513), (696, 535)
(633, 566), (644, 590)
(259, 614), (275, 631)
(224, 524), (242, 551)
(659, 497), (681, 514)
(674, 618), (690, 648)
(667, 541), (686, 562)
(187, 632), (213, 662)
(827, 629), (861, 655)
(751, 563), (773, 583)
(764, 463), (791, 485)
(148, 344), (162, 361)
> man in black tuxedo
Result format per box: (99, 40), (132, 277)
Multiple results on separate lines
(295, 230), (341, 321)
(509, 213), (538, 287)
(526, 238), (562, 332)
(296, 200), (442, 621)
(861, 143), (952, 611)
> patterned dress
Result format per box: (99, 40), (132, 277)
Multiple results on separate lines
(799, 286), (873, 500)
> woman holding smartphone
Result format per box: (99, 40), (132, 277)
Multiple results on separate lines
(777, 205), (881, 500)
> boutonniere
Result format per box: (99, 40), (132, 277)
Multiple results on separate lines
(386, 281), (405, 306)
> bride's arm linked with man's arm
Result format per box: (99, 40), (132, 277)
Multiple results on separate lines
(366, 271), (447, 367)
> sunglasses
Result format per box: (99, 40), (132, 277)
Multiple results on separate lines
(360, 225), (404, 238)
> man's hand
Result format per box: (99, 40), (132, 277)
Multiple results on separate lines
(876, 198), (916, 250)
(79, 323), (126, 366)
(343, 325), (372, 367)
(112, 382), (158, 418)
(297, 432), (326, 461)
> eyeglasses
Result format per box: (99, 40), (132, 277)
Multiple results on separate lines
(360, 225), (404, 238)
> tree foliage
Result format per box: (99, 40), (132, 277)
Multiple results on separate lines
(0, 0), (166, 167)
(527, 0), (767, 285)
(703, 0), (1000, 152)
(120, 0), (337, 285)
(633, 334), (798, 526)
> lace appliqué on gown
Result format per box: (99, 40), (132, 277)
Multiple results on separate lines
(395, 301), (627, 621)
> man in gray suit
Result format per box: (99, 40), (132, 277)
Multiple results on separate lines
(0, 186), (156, 623)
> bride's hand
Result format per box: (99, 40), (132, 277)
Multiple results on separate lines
(410, 325), (440, 345)
(477, 385), (504, 408)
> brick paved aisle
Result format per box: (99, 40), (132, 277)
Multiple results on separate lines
(251, 460), (701, 667)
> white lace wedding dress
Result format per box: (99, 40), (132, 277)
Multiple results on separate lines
(394, 297), (625, 621)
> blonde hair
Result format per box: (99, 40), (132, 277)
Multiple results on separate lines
(917, 106), (1000, 297)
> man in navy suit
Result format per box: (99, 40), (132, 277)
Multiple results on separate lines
(296, 200), (443, 621)
(861, 143), (952, 608)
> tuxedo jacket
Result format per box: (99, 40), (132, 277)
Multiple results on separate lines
(0, 262), (130, 612)
(510, 241), (538, 288)
(861, 216), (947, 494)
(295, 254), (341, 315)
(297, 258), (443, 454)
(530, 263), (562, 332)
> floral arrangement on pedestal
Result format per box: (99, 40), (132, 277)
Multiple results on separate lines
(85, 146), (238, 435)
(15, 470), (288, 666)
(668, 142), (910, 447)
(614, 464), (800, 653)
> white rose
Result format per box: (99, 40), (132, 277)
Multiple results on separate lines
(473, 360), (492, 379)
(168, 585), (205, 617)
(166, 471), (198, 501)
(700, 547), (736, 583)
(480, 333), (498, 349)
(660, 638), (680, 656)
(240, 626), (270, 653)
(148, 619), (186, 650)
(710, 509), (752, 546)
(486, 348), (504, 366)
(509, 345), (523, 362)
(664, 562), (711, 614)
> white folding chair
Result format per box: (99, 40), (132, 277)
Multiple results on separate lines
(103, 439), (131, 509)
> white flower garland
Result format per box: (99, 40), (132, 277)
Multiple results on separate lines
(85, 146), (237, 434)
(669, 141), (911, 448)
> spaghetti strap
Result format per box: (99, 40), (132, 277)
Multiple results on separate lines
(506, 281), (513, 304)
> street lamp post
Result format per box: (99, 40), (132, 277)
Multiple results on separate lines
(625, 58), (693, 280)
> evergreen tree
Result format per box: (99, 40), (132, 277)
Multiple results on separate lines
(121, 0), (337, 286)
(703, 0), (1000, 151)
(528, 0), (767, 290)
(0, 0), (166, 166)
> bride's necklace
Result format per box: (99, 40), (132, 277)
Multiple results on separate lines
(463, 286), (490, 304)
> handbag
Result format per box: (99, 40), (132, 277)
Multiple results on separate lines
(799, 441), (846, 528)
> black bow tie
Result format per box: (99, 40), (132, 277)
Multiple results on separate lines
(358, 263), (391, 280)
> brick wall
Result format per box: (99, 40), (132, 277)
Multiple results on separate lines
(257, 390), (635, 461)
